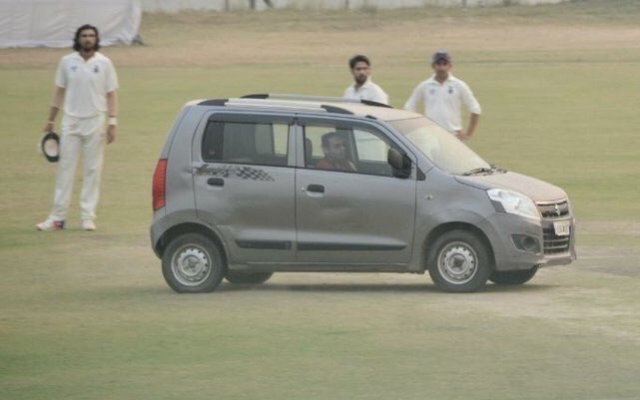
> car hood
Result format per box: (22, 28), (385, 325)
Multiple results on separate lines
(456, 171), (567, 202)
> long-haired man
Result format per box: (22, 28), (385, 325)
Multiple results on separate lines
(37, 24), (119, 231)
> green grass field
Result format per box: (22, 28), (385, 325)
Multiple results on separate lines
(1, 1), (640, 399)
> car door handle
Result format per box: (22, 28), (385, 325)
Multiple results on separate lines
(307, 184), (324, 193)
(207, 177), (224, 187)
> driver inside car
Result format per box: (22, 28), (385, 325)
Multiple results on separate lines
(315, 131), (357, 172)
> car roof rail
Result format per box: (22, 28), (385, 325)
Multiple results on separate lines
(225, 98), (334, 113)
(361, 99), (393, 109)
(225, 97), (354, 115)
(241, 93), (394, 109)
(242, 93), (348, 102)
(197, 99), (228, 106)
(321, 105), (353, 115)
(241, 94), (269, 99)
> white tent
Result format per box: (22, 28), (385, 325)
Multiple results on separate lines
(0, 0), (141, 48)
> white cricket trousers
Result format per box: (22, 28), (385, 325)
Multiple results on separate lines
(49, 113), (106, 222)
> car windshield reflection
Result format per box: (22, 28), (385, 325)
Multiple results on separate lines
(390, 117), (491, 175)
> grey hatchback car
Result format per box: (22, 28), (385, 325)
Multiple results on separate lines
(150, 94), (576, 293)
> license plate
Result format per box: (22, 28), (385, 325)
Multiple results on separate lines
(553, 220), (571, 236)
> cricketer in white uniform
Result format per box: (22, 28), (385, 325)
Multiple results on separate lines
(37, 24), (119, 231)
(343, 55), (389, 105)
(404, 50), (481, 141)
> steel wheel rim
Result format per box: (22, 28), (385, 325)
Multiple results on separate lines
(171, 244), (212, 287)
(437, 241), (479, 285)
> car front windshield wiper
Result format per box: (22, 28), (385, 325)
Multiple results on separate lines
(462, 167), (494, 176)
(461, 164), (507, 176)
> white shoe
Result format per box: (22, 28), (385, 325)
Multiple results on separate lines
(81, 219), (96, 231)
(36, 219), (65, 231)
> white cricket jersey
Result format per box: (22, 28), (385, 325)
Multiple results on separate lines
(343, 79), (389, 105)
(55, 52), (119, 118)
(404, 74), (481, 133)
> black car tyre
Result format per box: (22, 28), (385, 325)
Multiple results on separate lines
(162, 233), (225, 293)
(225, 271), (273, 285)
(428, 230), (493, 293)
(489, 265), (539, 285)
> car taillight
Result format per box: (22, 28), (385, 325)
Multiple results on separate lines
(152, 159), (167, 211)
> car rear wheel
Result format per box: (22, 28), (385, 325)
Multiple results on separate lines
(225, 271), (273, 285)
(428, 230), (493, 293)
(489, 265), (539, 285)
(162, 233), (225, 293)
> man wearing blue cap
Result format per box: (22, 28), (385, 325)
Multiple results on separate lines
(404, 50), (481, 141)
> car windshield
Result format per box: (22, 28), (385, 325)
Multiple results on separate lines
(390, 117), (491, 175)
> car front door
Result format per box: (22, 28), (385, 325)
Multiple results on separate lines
(295, 117), (417, 267)
(192, 112), (296, 264)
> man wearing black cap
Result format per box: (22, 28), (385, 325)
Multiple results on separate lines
(404, 50), (481, 141)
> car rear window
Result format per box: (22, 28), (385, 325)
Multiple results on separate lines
(202, 120), (289, 167)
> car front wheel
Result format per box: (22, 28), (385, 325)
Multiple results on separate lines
(428, 230), (493, 293)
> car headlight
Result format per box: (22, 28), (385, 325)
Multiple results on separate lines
(487, 189), (540, 220)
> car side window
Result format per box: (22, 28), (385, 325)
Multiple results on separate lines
(303, 122), (400, 177)
(202, 120), (289, 167)
(354, 128), (391, 163)
(352, 127), (399, 177)
(303, 124), (357, 173)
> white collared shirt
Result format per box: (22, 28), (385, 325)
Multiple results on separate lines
(343, 79), (389, 105)
(404, 74), (481, 133)
(55, 52), (119, 118)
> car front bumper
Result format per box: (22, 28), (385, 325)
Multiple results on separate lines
(478, 212), (576, 272)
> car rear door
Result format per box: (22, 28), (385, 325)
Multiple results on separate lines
(192, 112), (297, 264)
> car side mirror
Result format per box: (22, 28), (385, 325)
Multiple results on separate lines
(388, 148), (412, 179)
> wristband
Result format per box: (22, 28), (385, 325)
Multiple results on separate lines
(108, 117), (118, 126)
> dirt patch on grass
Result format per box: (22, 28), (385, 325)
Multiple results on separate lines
(578, 246), (640, 278)
(2, 11), (640, 69)
(580, 220), (640, 235)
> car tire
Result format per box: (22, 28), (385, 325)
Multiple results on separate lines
(489, 265), (539, 285)
(162, 233), (225, 293)
(427, 230), (493, 293)
(225, 271), (273, 285)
